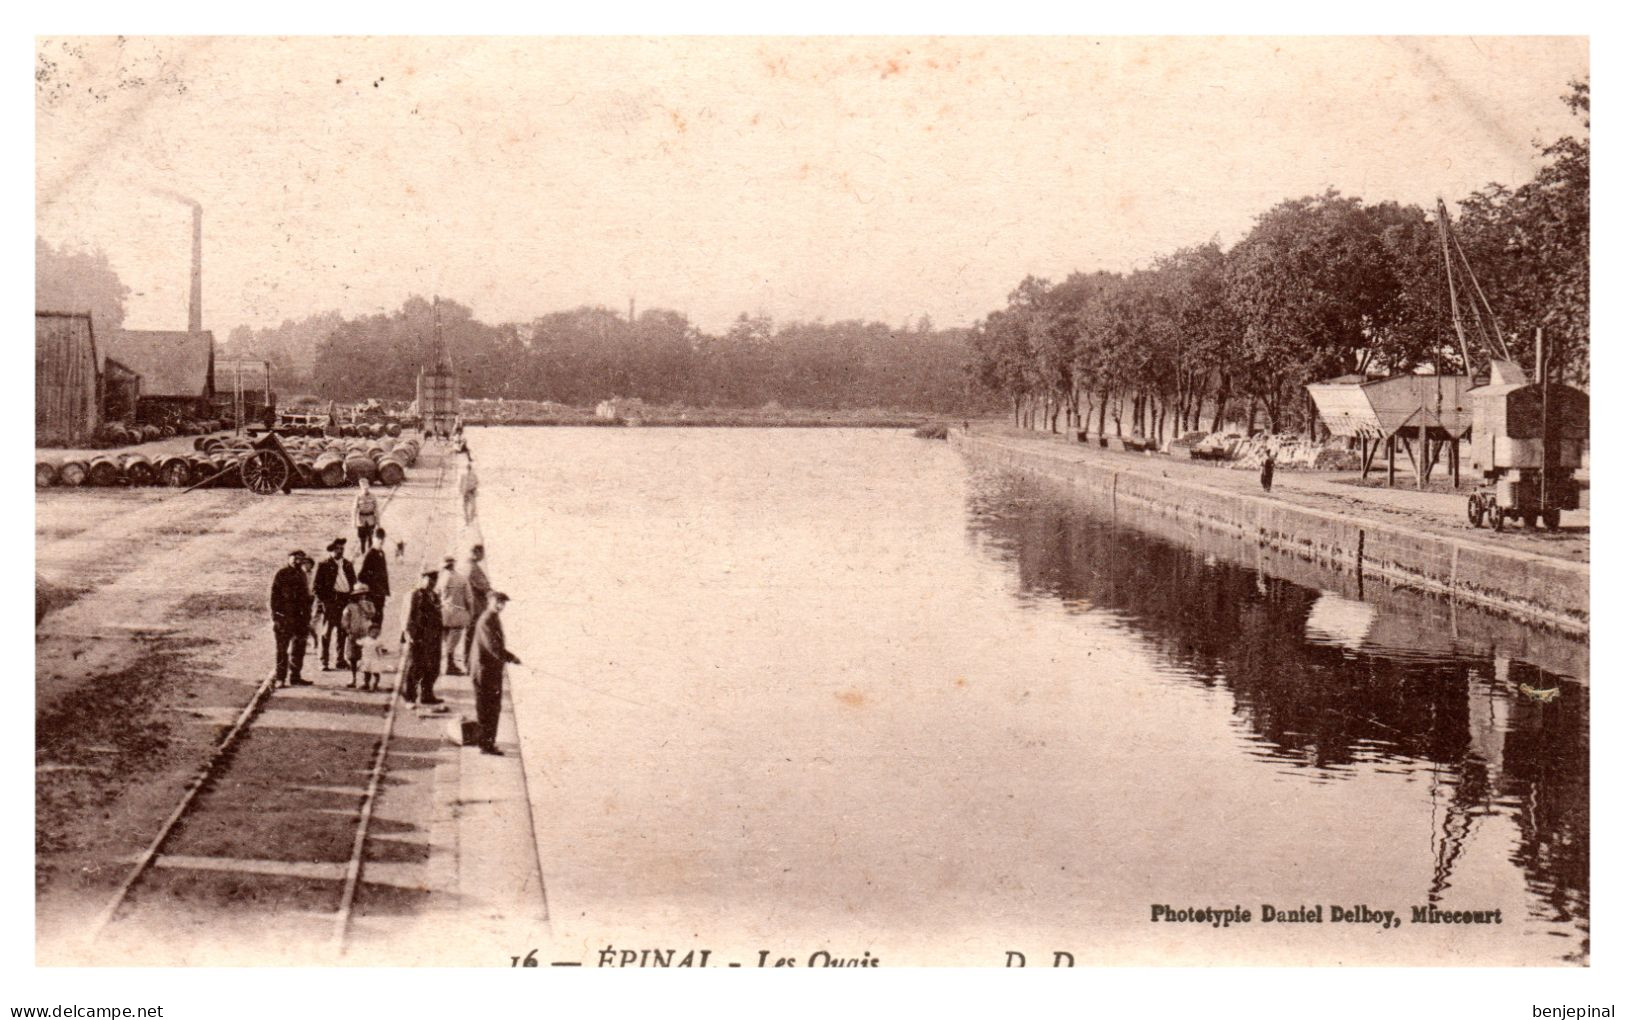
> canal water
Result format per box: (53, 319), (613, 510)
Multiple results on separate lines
(475, 427), (1587, 966)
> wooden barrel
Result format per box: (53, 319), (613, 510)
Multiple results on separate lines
(386, 422), (402, 437)
(121, 454), (155, 486)
(57, 460), (88, 487)
(218, 454), (247, 488)
(313, 451), (348, 488)
(157, 456), (193, 487)
(87, 455), (125, 486)
(376, 456), (407, 487)
(343, 452), (378, 485)
(36, 461), (58, 487)
(291, 456), (319, 488)
(187, 456), (220, 486)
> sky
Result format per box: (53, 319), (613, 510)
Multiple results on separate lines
(35, 36), (1589, 335)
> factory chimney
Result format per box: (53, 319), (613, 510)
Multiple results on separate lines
(149, 187), (203, 331)
(189, 202), (202, 332)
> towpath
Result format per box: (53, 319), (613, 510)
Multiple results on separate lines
(973, 425), (1588, 563)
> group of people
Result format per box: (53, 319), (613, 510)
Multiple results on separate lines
(268, 436), (520, 756)
(397, 543), (521, 754)
(268, 521), (394, 691)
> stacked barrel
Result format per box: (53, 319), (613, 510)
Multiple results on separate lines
(285, 434), (419, 490)
(37, 430), (422, 490)
(92, 419), (226, 448)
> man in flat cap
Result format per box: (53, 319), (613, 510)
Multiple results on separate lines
(470, 591), (520, 755)
(438, 554), (472, 675)
(270, 549), (314, 687)
(314, 538), (357, 671)
(400, 567), (444, 707)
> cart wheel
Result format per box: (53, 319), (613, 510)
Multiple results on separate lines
(1542, 508), (1562, 530)
(240, 450), (290, 494)
(1467, 494), (1484, 528)
(1489, 505), (1504, 532)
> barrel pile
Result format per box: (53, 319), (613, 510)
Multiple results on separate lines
(36, 433), (421, 490)
(276, 422), (405, 440)
(90, 419), (229, 448)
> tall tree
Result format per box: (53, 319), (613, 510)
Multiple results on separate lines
(36, 237), (129, 340)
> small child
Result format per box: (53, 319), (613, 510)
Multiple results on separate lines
(356, 624), (384, 692)
(341, 585), (378, 689)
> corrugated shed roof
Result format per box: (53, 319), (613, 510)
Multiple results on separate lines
(102, 329), (213, 397)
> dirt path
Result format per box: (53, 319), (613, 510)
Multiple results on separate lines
(35, 454), (446, 959)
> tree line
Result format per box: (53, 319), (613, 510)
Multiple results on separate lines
(38, 243), (997, 414)
(224, 299), (994, 413)
(970, 80), (1589, 444)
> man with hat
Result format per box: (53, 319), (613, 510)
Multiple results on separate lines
(314, 538), (357, 671)
(400, 567), (445, 707)
(470, 590), (521, 755)
(462, 544), (491, 667)
(359, 526), (391, 621)
(270, 549), (314, 687)
(438, 554), (472, 675)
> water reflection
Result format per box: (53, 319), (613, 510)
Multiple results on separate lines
(964, 470), (1588, 960)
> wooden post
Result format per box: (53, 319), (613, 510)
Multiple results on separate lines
(1451, 438), (1460, 488)
(1387, 434), (1396, 486)
(1419, 421), (1428, 489)
(1401, 436), (1419, 476)
(1360, 434), (1370, 479)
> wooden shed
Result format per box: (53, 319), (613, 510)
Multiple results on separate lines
(102, 357), (143, 423)
(36, 311), (101, 446)
(213, 359), (276, 426)
(100, 328), (216, 422)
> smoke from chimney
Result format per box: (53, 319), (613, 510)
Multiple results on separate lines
(148, 188), (203, 333)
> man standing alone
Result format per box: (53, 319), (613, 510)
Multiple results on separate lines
(470, 591), (520, 755)
(270, 549), (314, 688)
(459, 451), (479, 525)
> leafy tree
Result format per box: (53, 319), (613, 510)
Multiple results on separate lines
(1455, 78), (1588, 381)
(36, 237), (128, 340)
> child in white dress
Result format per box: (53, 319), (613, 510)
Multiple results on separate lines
(355, 624), (385, 691)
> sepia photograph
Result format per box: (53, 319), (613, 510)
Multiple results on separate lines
(31, 34), (1589, 975)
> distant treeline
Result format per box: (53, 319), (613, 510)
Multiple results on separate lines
(222, 301), (996, 414)
(970, 80), (1589, 444)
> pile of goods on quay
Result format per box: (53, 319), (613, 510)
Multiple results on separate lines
(35, 432), (421, 490)
(85, 417), (232, 448)
(276, 421), (405, 439)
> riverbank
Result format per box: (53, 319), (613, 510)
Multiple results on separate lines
(35, 440), (546, 964)
(951, 426), (1589, 638)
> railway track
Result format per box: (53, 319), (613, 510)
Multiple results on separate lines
(83, 455), (448, 960)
